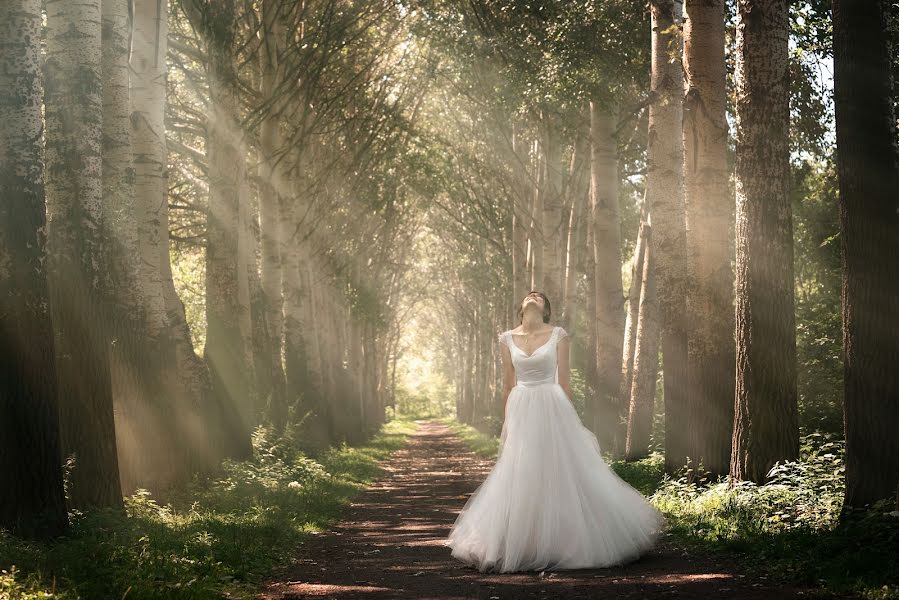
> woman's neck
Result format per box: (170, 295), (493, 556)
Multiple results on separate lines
(521, 313), (543, 331)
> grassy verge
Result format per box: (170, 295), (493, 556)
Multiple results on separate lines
(437, 417), (499, 459)
(445, 418), (899, 599)
(0, 418), (417, 600)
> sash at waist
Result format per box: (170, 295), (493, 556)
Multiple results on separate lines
(515, 378), (557, 388)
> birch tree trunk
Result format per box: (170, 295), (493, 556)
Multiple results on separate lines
(0, 0), (69, 537)
(832, 0), (899, 508)
(103, 0), (158, 493)
(731, 0), (798, 484)
(683, 0), (735, 477)
(627, 220), (661, 460)
(589, 101), (626, 455)
(562, 132), (589, 331)
(646, 0), (691, 474)
(532, 142), (545, 293)
(45, 0), (123, 509)
(511, 127), (530, 306)
(584, 201), (599, 429)
(621, 201), (648, 410)
(101, 0), (142, 329)
(132, 0), (213, 479)
(542, 117), (564, 304)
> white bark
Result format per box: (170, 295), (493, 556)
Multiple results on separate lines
(589, 101), (626, 453)
(683, 0), (735, 477)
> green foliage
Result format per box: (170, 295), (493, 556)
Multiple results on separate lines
(652, 434), (899, 597)
(0, 420), (414, 599)
(439, 417), (500, 459)
(609, 453), (666, 497)
(792, 159), (843, 433)
(447, 419), (899, 597)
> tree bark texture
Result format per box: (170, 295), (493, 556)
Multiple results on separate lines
(833, 0), (899, 508)
(0, 0), (70, 537)
(45, 0), (123, 509)
(731, 0), (799, 484)
(589, 102), (626, 455)
(627, 222), (661, 461)
(683, 0), (735, 477)
(647, 0), (690, 475)
(202, 1), (254, 461)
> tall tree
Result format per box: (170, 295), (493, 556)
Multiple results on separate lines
(257, 0), (289, 432)
(101, 0), (162, 493)
(832, 0), (899, 508)
(730, 0), (798, 484)
(620, 201), (648, 413)
(626, 217), (661, 460)
(131, 0), (209, 487)
(185, 0), (255, 460)
(682, 0), (734, 477)
(0, 0), (69, 538)
(589, 102), (626, 455)
(44, 0), (123, 509)
(646, 0), (690, 475)
(542, 115), (564, 305)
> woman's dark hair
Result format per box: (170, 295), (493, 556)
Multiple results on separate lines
(517, 291), (551, 324)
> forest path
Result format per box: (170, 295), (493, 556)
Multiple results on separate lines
(259, 420), (814, 599)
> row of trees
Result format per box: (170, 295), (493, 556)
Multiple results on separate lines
(1, 0), (424, 537)
(420, 0), (897, 510)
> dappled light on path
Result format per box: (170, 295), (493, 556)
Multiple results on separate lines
(260, 421), (811, 599)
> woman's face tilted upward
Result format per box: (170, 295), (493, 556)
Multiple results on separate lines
(519, 291), (551, 323)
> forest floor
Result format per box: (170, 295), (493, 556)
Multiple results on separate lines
(259, 420), (834, 600)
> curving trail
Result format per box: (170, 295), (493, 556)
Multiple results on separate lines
(259, 420), (818, 599)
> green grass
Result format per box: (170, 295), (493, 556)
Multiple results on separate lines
(445, 418), (899, 599)
(0, 418), (417, 600)
(437, 417), (500, 458)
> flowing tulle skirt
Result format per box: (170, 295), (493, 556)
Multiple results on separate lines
(445, 382), (665, 573)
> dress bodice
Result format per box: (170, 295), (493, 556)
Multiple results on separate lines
(499, 326), (569, 387)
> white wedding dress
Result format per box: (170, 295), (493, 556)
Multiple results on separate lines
(445, 325), (665, 573)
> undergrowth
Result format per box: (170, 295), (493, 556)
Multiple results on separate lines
(448, 419), (899, 599)
(0, 418), (416, 600)
(438, 417), (499, 459)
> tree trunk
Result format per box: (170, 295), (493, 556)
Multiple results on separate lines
(282, 198), (311, 412)
(647, 0), (690, 475)
(0, 0), (69, 537)
(45, 0), (123, 509)
(102, 0), (162, 494)
(532, 141), (545, 293)
(258, 0), (288, 432)
(131, 0), (213, 484)
(562, 132), (589, 331)
(832, 0), (899, 509)
(621, 200), (648, 410)
(511, 126), (530, 307)
(731, 0), (798, 484)
(589, 101), (626, 455)
(202, 3), (254, 460)
(627, 221), (661, 460)
(542, 116), (564, 304)
(683, 0), (735, 478)
(584, 199), (599, 429)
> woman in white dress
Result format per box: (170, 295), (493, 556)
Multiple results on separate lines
(445, 291), (665, 573)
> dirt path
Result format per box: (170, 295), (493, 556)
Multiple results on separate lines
(259, 420), (818, 599)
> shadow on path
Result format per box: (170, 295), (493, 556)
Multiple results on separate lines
(259, 420), (816, 599)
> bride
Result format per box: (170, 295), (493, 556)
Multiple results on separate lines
(445, 291), (665, 573)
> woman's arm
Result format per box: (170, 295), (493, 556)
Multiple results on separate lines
(557, 329), (573, 401)
(499, 335), (515, 419)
